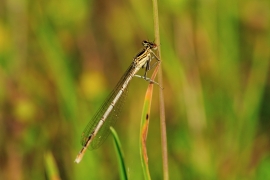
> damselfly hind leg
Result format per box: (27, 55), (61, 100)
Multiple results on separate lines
(134, 75), (163, 89)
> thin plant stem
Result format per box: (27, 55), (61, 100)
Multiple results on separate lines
(151, 0), (169, 179)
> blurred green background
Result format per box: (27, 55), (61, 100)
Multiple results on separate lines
(1, 0), (270, 179)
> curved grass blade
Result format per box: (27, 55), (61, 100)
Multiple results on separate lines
(110, 127), (128, 180)
(139, 62), (160, 180)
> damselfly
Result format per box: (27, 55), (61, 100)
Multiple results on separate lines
(75, 40), (160, 163)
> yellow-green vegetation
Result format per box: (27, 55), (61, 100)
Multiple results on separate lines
(0, 0), (270, 179)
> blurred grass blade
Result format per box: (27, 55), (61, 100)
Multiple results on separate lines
(110, 126), (128, 180)
(44, 151), (61, 180)
(139, 62), (160, 180)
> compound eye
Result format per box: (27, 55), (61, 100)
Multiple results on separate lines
(142, 40), (148, 46)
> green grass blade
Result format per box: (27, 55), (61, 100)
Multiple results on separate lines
(44, 151), (61, 180)
(110, 126), (128, 180)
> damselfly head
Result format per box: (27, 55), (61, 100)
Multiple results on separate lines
(142, 40), (157, 50)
